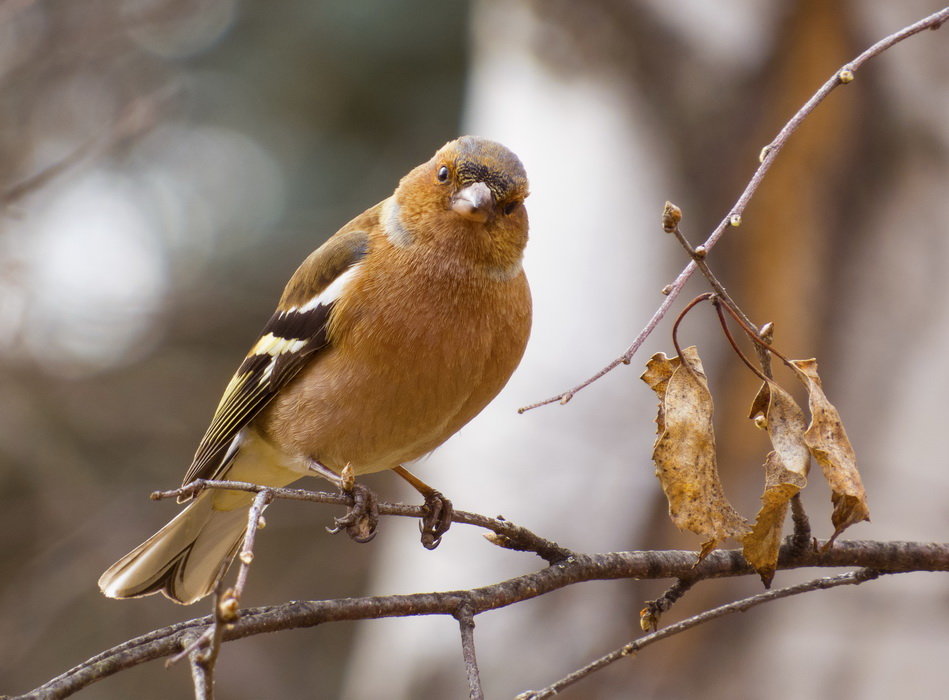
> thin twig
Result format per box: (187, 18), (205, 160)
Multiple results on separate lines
(516, 568), (884, 699)
(455, 604), (484, 700)
(167, 628), (212, 668)
(640, 577), (697, 633)
(197, 592), (224, 697)
(231, 489), (274, 603)
(788, 493), (813, 555)
(184, 631), (214, 700)
(670, 292), (714, 360)
(166, 582), (227, 672)
(518, 6), (949, 413)
(712, 297), (769, 383)
(170, 601), (221, 697)
(153, 479), (574, 565)
(666, 212), (775, 376)
(174, 490), (274, 698)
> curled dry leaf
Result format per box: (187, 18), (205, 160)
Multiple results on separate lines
(642, 347), (750, 556)
(790, 359), (870, 545)
(742, 380), (809, 586)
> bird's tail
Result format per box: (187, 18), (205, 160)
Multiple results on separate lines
(98, 491), (248, 605)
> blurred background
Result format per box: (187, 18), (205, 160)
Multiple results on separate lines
(1, 1), (947, 698)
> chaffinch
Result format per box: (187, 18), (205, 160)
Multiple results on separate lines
(98, 136), (532, 604)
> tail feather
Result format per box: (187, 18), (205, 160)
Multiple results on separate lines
(98, 492), (248, 605)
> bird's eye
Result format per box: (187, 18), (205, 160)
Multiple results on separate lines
(503, 200), (521, 215)
(436, 165), (450, 183)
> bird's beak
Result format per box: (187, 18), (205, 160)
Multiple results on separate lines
(452, 182), (493, 223)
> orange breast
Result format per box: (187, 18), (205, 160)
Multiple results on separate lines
(256, 244), (531, 474)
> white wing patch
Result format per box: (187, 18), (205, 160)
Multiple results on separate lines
(250, 263), (363, 387)
(250, 332), (309, 357)
(287, 263), (363, 314)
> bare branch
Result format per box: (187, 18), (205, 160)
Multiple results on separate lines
(663, 205), (775, 376)
(518, 568), (884, 699)
(168, 490), (274, 698)
(231, 489), (274, 604)
(184, 630), (215, 700)
(154, 479), (574, 565)
(455, 604), (484, 700)
(518, 6), (949, 412)
(788, 493), (813, 555)
(20, 539), (948, 698)
(640, 576), (696, 633)
(165, 580), (227, 700)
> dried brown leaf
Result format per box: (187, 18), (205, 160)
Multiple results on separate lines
(790, 358), (870, 545)
(642, 348), (750, 554)
(742, 380), (810, 586)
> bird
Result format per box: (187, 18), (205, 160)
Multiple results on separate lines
(98, 135), (532, 605)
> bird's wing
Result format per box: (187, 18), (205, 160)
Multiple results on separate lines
(180, 227), (370, 489)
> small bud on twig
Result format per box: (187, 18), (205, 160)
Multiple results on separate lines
(838, 68), (854, 83)
(661, 201), (682, 233)
(640, 607), (658, 633)
(693, 245), (707, 259)
(218, 594), (240, 623)
(729, 214), (742, 227)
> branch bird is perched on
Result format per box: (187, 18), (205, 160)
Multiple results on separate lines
(99, 136), (532, 605)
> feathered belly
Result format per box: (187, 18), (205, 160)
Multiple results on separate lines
(255, 339), (499, 474)
(256, 270), (530, 475)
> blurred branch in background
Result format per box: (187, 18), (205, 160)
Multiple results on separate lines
(1, 84), (174, 212)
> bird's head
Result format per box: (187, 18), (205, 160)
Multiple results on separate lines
(386, 136), (530, 275)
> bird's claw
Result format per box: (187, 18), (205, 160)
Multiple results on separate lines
(419, 490), (453, 550)
(327, 481), (379, 543)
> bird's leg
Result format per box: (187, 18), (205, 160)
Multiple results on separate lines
(309, 461), (379, 543)
(392, 465), (453, 550)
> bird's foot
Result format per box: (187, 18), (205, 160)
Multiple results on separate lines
(419, 490), (453, 550)
(327, 465), (379, 543)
